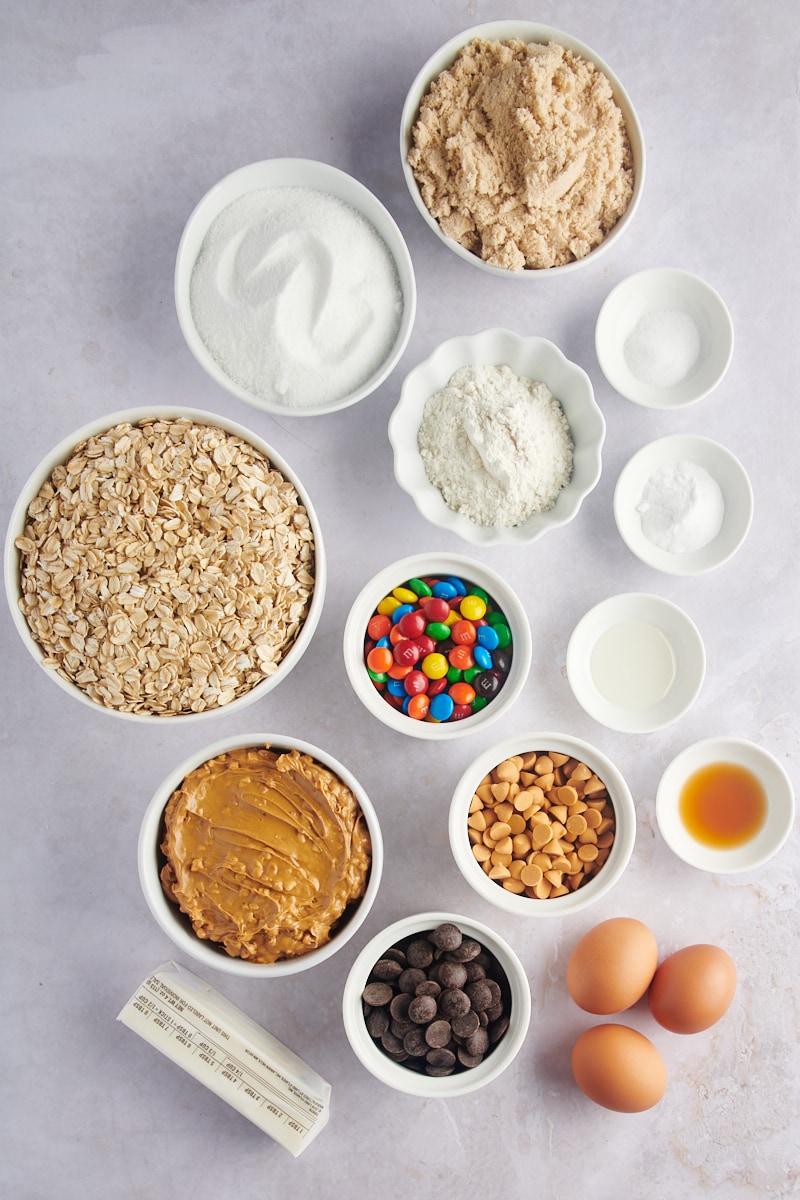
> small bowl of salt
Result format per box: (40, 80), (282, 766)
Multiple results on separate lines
(594, 268), (734, 408)
(613, 434), (754, 575)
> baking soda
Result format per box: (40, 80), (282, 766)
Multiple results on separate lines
(190, 187), (403, 407)
(637, 460), (724, 554)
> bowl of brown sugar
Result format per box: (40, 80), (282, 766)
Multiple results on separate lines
(401, 22), (645, 276)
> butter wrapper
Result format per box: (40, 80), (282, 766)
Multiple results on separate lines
(118, 961), (331, 1156)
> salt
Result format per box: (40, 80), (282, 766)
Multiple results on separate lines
(190, 186), (403, 408)
(624, 309), (701, 389)
(637, 460), (725, 554)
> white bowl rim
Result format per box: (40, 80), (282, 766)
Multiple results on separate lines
(388, 327), (606, 546)
(400, 20), (646, 278)
(448, 731), (636, 916)
(138, 733), (384, 976)
(5, 406), (327, 723)
(655, 736), (795, 874)
(174, 157), (417, 416)
(595, 266), (734, 408)
(342, 909), (531, 1097)
(566, 591), (706, 734)
(613, 433), (754, 575)
(342, 551), (532, 739)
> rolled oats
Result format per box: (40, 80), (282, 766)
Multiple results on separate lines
(15, 417), (316, 715)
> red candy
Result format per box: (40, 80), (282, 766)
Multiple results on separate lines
(423, 597), (450, 624)
(394, 641), (421, 667)
(404, 670), (428, 696)
(397, 610), (426, 639)
(367, 614), (392, 640)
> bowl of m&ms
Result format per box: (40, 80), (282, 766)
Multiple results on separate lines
(343, 554), (532, 739)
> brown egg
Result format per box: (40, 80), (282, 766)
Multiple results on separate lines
(648, 943), (737, 1034)
(571, 1024), (667, 1112)
(566, 917), (658, 1014)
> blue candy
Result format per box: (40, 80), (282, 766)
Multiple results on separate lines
(432, 580), (457, 600)
(476, 624), (500, 651)
(473, 645), (493, 670)
(429, 692), (455, 722)
(446, 575), (468, 596)
(386, 677), (406, 697)
(391, 603), (415, 623)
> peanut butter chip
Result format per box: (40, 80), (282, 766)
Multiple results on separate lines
(466, 749), (615, 902)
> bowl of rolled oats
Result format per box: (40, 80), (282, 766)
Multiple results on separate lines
(5, 408), (325, 721)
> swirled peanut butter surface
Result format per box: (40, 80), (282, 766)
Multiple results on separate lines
(160, 746), (371, 963)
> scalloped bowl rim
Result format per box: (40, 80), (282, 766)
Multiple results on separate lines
(388, 329), (605, 546)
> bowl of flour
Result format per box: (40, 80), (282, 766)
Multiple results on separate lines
(175, 159), (416, 416)
(388, 329), (605, 546)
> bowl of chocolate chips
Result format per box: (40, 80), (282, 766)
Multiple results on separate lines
(342, 911), (531, 1096)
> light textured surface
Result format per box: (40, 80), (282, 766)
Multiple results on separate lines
(2, 2), (798, 1196)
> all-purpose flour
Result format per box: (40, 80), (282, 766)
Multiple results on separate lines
(190, 187), (403, 408)
(417, 364), (574, 527)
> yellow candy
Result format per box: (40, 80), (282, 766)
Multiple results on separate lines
(392, 586), (419, 605)
(421, 652), (448, 680)
(377, 595), (401, 616)
(460, 594), (486, 621)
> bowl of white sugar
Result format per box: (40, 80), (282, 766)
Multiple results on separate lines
(594, 268), (734, 408)
(388, 328), (605, 546)
(175, 159), (417, 416)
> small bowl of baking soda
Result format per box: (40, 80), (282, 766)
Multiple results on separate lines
(613, 435), (754, 576)
(388, 328), (605, 546)
(175, 159), (416, 417)
(594, 268), (734, 409)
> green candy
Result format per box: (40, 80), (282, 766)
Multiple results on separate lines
(471, 695), (488, 711)
(486, 610), (507, 627)
(493, 622), (512, 648)
(463, 666), (480, 684)
(367, 667), (388, 683)
(446, 666), (463, 684)
(407, 577), (433, 597)
(426, 621), (451, 641)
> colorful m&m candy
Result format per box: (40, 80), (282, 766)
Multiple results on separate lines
(363, 574), (513, 724)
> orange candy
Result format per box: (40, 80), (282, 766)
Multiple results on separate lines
(449, 681), (476, 706)
(366, 646), (393, 674)
(448, 645), (474, 671)
(407, 694), (430, 720)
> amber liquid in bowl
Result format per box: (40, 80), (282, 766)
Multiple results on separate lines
(679, 761), (767, 849)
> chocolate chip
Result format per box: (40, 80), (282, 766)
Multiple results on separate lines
(372, 958), (404, 981)
(429, 923), (462, 952)
(448, 938), (482, 962)
(437, 961), (468, 989)
(457, 1047), (485, 1069)
(403, 1027), (429, 1057)
(464, 961), (487, 982)
(398, 967), (427, 994)
(438, 988), (471, 1019)
(426, 1047), (456, 1070)
(363, 981), (394, 1006)
(450, 1010), (480, 1039)
(389, 993), (412, 1021)
(408, 994), (438, 1024)
(489, 1013), (510, 1044)
(380, 1030), (405, 1055)
(415, 980), (441, 999)
(405, 938), (435, 968)
(425, 1019), (452, 1048)
(465, 980), (493, 1011)
(366, 1007), (390, 1038)
(465, 1028), (490, 1058)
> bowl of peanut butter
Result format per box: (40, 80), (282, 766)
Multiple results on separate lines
(138, 734), (383, 976)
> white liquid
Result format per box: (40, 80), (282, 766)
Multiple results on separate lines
(590, 620), (676, 709)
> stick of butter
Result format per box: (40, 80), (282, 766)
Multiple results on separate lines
(117, 961), (331, 1156)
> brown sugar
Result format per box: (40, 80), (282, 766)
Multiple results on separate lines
(408, 39), (635, 270)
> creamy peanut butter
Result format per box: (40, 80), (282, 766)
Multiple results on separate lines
(160, 745), (372, 963)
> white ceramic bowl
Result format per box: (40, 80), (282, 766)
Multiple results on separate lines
(449, 732), (636, 916)
(5, 406), (326, 723)
(400, 21), (645, 277)
(566, 593), (705, 734)
(138, 734), (383, 977)
(175, 158), (416, 416)
(614, 435), (754, 575)
(343, 552), (532, 739)
(342, 910), (531, 1097)
(595, 268), (734, 408)
(389, 329), (605, 546)
(656, 737), (795, 874)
